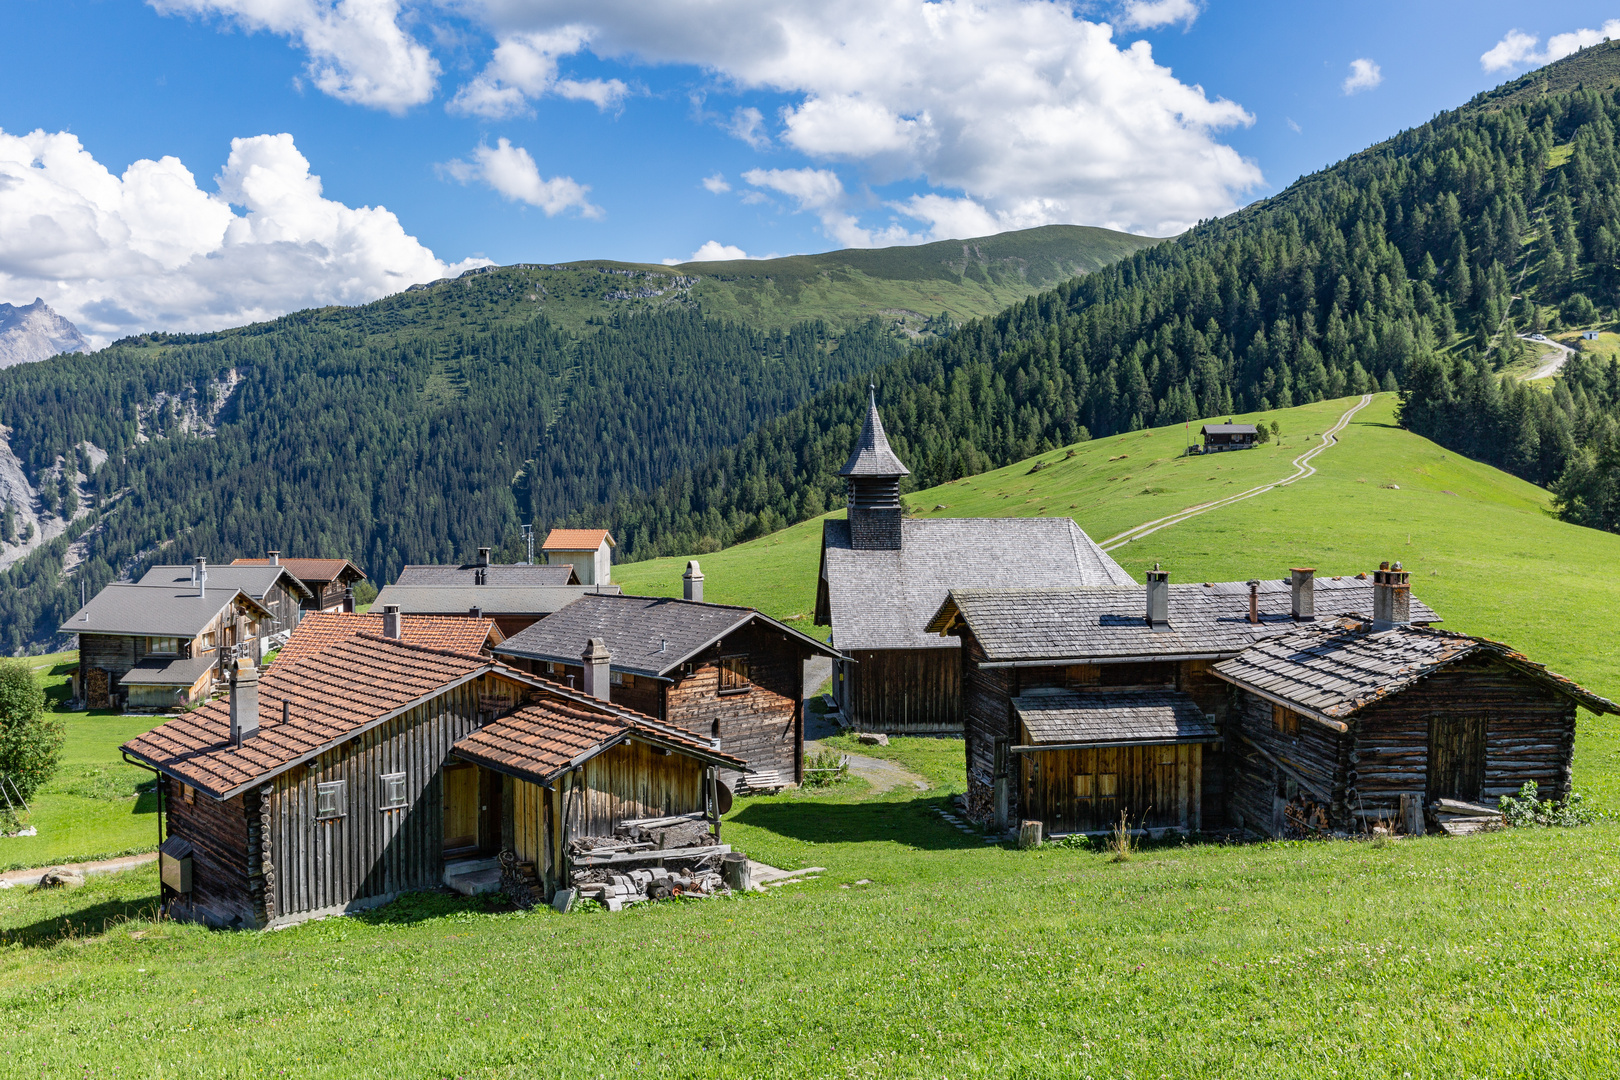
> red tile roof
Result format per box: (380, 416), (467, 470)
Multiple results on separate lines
(275, 612), (497, 666)
(452, 691), (745, 784)
(231, 557), (366, 583)
(121, 635), (514, 799)
(540, 528), (615, 551)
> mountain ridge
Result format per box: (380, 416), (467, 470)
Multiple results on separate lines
(0, 299), (89, 369)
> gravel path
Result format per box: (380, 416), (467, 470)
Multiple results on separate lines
(1518, 333), (1575, 380)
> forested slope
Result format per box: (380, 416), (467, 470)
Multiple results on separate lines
(591, 45), (1620, 562)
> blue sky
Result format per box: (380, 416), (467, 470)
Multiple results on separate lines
(2, 0), (1617, 342)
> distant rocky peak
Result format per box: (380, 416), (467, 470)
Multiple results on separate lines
(0, 298), (91, 369)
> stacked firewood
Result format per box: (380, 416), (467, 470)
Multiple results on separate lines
(498, 850), (542, 910)
(573, 865), (727, 911)
(1282, 794), (1329, 838)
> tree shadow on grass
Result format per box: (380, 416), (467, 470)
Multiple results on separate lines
(729, 794), (990, 851)
(0, 893), (163, 949)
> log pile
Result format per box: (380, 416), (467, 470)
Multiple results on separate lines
(566, 816), (736, 911)
(573, 865), (728, 911)
(498, 850), (542, 910)
(1430, 798), (1504, 836)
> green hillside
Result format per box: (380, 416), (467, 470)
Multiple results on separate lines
(1466, 39), (1620, 113)
(616, 392), (1620, 805)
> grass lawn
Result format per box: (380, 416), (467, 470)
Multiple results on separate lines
(2, 653), (163, 871)
(3, 736), (1619, 1078)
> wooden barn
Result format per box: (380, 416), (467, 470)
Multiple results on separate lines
(61, 561), (277, 710)
(493, 571), (840, 791)
(120, 624), (742, 928)
(231, 552), (367, 614)
(136, 561), (311, 653)
(374, 548), (617, 637)
(816, 388), (1133, 734)
(540, 529), (615, 586)
(1199, 421), (1258, 452)
(926, 567), (1442, 834)
(1214, 569), (1618, 836)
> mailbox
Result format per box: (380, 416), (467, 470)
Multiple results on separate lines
(159, 836), (193, 894)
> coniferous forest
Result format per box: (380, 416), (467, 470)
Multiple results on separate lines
(3, 45), (1620, 651)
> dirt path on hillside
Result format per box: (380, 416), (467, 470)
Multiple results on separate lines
(1100, 393), (1373, 554)
(1518, 333), (1575, 380)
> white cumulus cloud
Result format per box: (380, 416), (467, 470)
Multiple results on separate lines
(149, 0), (439, 113)
(743, 167), (919, 248)
(0, 129), (484, 345)
(237, 0), (1258, 238)
(701, 173), (731, 194)
(441, 138), (604, 218)
(1342, 58), (1382, 95)
(1481, 20), (1620, 72)
(1119, 0), (1200, 30)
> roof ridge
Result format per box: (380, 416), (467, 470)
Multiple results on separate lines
(345, 632), (494, 664)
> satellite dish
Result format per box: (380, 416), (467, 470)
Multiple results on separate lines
(716, 780), (734, 815)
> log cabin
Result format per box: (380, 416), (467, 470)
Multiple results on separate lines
(816, 387), (1134, 734)
(137, 562), (311, 652)
(1212, 566), (1619, 837)
(491, 568), (842, 792)
(61, 559), (277, 710)
(925, 566), (1442, 835)
(1199, 422), (1258, 452)
(230, 552), (367, 614)
(120, 623), (743, 928)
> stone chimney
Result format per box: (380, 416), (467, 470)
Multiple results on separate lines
(1246, 580), (1261, 625)
(229, 659), (259, 746)
(193, 557), (207, 597)
(469, 606), (483, 620)
(1290, 568), (1316, 621)
(581, 638), (612, 702)
(382, 603), (402, 639)
(342, 586), (354, 613)
(477, 546), (491, 567)
(1372, 561), (1411, 629)
(267, 549), (280, 565)
(1144, 565), (1170, 631)
(683, 560), (705, 603)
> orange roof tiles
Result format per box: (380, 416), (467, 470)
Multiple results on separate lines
(275, 612), (497, 666)
(452, 695), (744, 783)
(231, 557), (366, 583)
(121, 635), (511, 799)
(540, 528), (615, 551)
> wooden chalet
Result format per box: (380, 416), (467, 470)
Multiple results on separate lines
(492, 569), (841, 791)
(541, 529), (615, 586)
(926, 567), (1442, 835)
(137, 561), (311, 652)
(1213, 568), (1618, 837)
(1199, 421), (1258, 452)
(816, 388), (1133, 734)
(273, 610), (502, 664)
(61, 559), (278, 710)
(375, 546), (616, 637)
(231, 552), (367, 614)
(120, 626), (743, 928)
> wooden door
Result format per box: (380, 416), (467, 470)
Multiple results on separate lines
(443, 764), (481, 856)
(1428, 716), (1486, 802)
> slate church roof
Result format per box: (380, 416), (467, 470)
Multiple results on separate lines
(840, 386), (910, 477)
(817, 516), (1135, 651)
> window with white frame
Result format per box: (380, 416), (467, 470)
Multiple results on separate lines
(379, 772), (408, 810)
(316, 780), (346, 820)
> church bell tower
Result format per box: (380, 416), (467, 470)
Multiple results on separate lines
(840, 385), (909, 551)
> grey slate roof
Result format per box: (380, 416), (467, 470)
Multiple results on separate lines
(1015, 688), (1220, 746)
(819, 517), (1136, 651)
(136, 564), (311, 600)
(370, 583), (620, 616)
(1201, 423), (1257, 435)
(59, 584), (271, 638)
(1213, 619), (1619, 721)
(840, 387), (910, 477)
(119, 654), (218, 687)
(394, 564), (579, 586)
(494, 593), (839, 678)
(926, 576), (1442, 663)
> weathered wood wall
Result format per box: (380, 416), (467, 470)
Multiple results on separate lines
(256, 673), (515, 925)
(1020, 742), (1204, 833)
(961, 630), (1015, 816)
(1227, 691), (1347, 835)
(162, 779), (255, 928)
(578, 740), (707, 836)
(667, 621), (803, 788)
(844, 647), (962, 733)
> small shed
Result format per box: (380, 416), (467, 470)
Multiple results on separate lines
(542, 529), (615, 586)
(1200, 421), (1258, 452)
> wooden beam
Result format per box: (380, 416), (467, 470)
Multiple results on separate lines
(1233, 729), (1331, 802)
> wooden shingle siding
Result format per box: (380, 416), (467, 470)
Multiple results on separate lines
(262, 675), (496, 925)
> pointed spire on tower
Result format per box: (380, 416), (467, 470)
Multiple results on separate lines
(840, 383), (910, 478)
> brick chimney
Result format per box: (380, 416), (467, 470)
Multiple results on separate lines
(193, 556), (207, 597)
(1144, 565), (1170, 631)
(581, 638), (612, 701)
(382, 603), (402, 639)
(267, 549), (280, 565)
(683, 560), (704, 603)
(1290, 568), (1315, 620)
(1372, 561), (1411, 629)
(229, 658), (259, 746)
